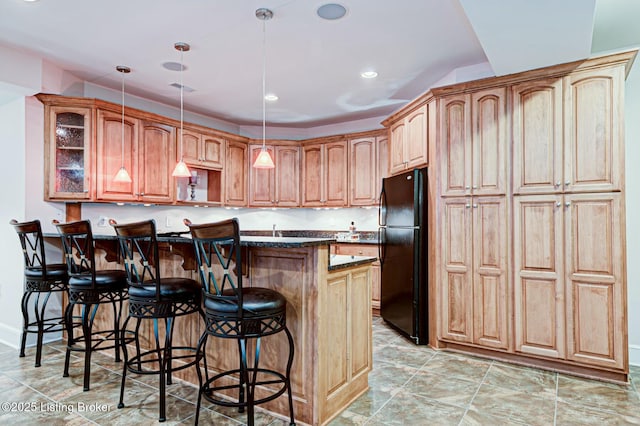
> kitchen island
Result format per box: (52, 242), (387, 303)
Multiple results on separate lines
(46, 233), (375, 426)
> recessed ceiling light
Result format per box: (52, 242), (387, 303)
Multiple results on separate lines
(264, 94), (278, 101)
(360, 71), (378, 79)
(23, 0), (40, 2)
(317, 3), (347, 20)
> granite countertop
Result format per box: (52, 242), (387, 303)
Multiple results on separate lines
(329, 254), (377, 271)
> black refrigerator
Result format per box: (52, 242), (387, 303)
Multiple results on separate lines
(378, 167), (428, 344)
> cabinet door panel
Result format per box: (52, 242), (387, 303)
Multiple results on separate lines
(565, 193), (624, 369)
(512, 80), (563, 194)
(389, 122), (405, 175)
(440, 198), (472, 342)
(406, 105), (428, 168)
(225, 141), (247, 206)
(564, 67), (623, 192)
(302, 145), (323, 206)
(472, 89), (506, 196)
(350, 137), (377, 206)
(202, 135), (224, 168)
(472, 197), (508, 349)
(181, 129), (200, 165)
(249, 145), (275, 206)
(440, 95), (471, 196)
(96, 110), (138, 201)
(325, 141), (348, 206)
(376, 135), (389, 200)
(139, 121), (174, 202)
(350, 269), (372, 377)
(275, 146), (300, 207)
(513, 195), (565, 358)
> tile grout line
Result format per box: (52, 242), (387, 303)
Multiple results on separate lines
(457, 359), (493, 426)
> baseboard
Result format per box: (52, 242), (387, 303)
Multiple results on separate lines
(0, 323), (20, 350)
(629, 344), (640, 366)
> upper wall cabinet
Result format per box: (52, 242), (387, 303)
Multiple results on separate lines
(96, 109), (176, 203)
(225, 140), (248, 207)
(349, 137), (378, 206)
(512, 65), (624, 195)
(389, 104), (428, 175)
(181, 128), (225, 169)
(439, 88), (507, 197)
(249, 144), (300, 207)
(44, 105), (93, 200)
(302, 140), (348, 207)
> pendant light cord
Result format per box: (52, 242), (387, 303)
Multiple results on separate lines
(180, 48), (184, 160)
(121, 71), (125, 167)
(262, 18), (267, 148)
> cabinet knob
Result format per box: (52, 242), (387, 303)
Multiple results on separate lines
(565, 201), (571, 207)
(555, 181), (561, 187)
(465, 185), (470, 190)
(472, 204), (478, 208)
(556, 202), (562, 207)
(565, 181), (570, 186)
(465, 204), (471, 208)
(472, 185), (478, 189)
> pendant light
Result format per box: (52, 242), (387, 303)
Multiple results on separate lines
(113, 65), (132, 183)
(252, 8), (275, 169)
(172, 42), (192, 177)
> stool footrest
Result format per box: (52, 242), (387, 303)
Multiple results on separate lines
(201, 367), (288, 407)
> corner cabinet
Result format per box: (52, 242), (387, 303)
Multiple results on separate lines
(301, 141), (348, 207)
(249, 144), (300, 207)
(96, 109), (176, 203)
(40, 99), (94, 200)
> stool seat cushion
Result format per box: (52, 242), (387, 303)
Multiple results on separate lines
(204, 287), (286, 315)
(129, 277), (201, 300)
(69, 270), (127, 290)
(24, 263), (68, 280)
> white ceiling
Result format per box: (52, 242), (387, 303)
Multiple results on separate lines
(0, 0), (637, 128)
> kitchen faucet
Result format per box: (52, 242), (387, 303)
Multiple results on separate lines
(272, 224), (276, 237)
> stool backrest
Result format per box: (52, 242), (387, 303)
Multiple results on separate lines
(55, 220), (97, 283)
(112, 219), (162, 301)
(188, 218), (242, 312)
(10, 219), (48, 274)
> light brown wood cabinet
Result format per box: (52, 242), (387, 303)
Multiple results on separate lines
(332, 243), (381, 313)
(96, 109), (175, 203)
(43, 104), (93, 200)
(513, 192), (625, 369)
(440, 88), (507, 197)
(430, 50), (635, 381)
(319, 265), (372, 420)
(249, 144), (300, 207)
(301, 140), (348, 207)
(181, 128), (224, 169)
(440, 196), (509, 350)
(348, 135), (389, 206)
(225, 140), (248, 207)
(389, 104), (429, 175)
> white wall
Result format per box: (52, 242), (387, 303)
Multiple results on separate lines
(0, 98), (28, 347)
(624, 46), (640, 365)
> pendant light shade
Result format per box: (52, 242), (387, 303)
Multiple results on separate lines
(113, 65), (132, 183)
(172, 42), (192, 178)
(252, 8), (275, 169)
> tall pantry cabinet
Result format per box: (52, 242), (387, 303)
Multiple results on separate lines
(429, 49), (635, 382)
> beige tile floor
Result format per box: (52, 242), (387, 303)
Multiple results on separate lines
(0, 317), (638, 425)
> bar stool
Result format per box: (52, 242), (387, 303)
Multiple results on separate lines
(10, 219), (69, 367)
(112, 219), (204, 422)
(55, 219), (129, 391)
(188, 218), (295, 426)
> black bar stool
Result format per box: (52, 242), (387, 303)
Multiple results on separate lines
(10, 219), (69, 367)
(188, 218), (295, 426)
(112, 219), (205, 422)
(55, 219), (130, 391)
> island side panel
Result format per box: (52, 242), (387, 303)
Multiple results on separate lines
(247, 245), (321, 426)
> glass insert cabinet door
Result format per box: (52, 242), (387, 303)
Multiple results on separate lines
(46, 106), (92, 199)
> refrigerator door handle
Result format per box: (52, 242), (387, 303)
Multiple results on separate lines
(378, 186), (387, 226)
(378, 227), (386, 269)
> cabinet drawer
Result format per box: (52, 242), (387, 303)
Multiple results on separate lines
(332, 243), (378, 258)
